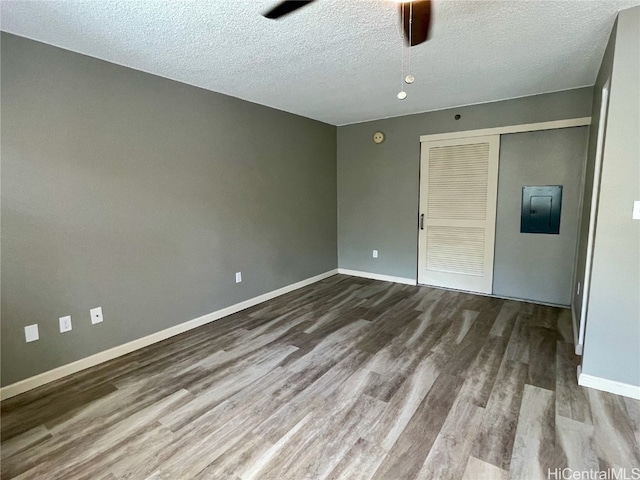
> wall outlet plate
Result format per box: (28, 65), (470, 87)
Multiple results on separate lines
(373, 250), (378, 258)
(236, 272), (242, 283)
(59, 315), (72, 333)
(25, 324), (39, 342)
(633, 201), (640, 220)
(90, 307), (103, 325)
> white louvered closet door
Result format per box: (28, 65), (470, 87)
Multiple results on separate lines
(418, 135), (500, 294)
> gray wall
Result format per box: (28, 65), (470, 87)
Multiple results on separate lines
(494, 128), (588, 306)
(1, 33), (337, 386)
(581, 6), (640, 388)
(337, 88), (593, 281)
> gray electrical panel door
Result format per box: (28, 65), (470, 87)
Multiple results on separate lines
(521, 185), (562, 234)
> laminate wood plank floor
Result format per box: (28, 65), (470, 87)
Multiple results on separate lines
(2, 275), (639, 479)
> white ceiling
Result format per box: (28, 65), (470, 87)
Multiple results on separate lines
(1, 0), (638, 125)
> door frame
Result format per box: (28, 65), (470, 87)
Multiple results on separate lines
(419, 117), (591, 144)
(573, 80), (610, 355)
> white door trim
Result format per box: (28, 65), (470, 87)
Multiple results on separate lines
(419, 117), (591, 143)
(576, 81), (610, 354)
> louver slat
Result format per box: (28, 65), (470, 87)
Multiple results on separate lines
(426, 141), (490, 276)
(426, 226), (485, 276)
(427, 143), (490, 220)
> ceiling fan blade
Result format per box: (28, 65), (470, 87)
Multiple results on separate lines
(263, 0), (316, 19)
(400, 0), (431, 46)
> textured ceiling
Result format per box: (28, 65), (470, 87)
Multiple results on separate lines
(1, 0), (639, 125)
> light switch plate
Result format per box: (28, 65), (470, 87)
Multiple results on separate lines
(373, 250), (378, 258)
(633, 201), (640, 220)
(25, 324), (39, 342)
(235, 272), (242, 283)
(90, 307), (103, 325)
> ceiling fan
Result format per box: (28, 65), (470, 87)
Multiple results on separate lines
(263, 0), (432, 47)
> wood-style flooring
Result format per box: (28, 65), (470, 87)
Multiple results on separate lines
(2, 275), (639, 479)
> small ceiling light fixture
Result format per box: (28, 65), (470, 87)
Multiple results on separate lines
(397, 2), (415, 99)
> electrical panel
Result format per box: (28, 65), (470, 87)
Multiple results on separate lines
(521, 185), (562, 234)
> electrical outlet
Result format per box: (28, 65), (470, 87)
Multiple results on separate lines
(633, 201), (640, 220)
(25, 324), (39, 343)
(59, 315), (72, 333)
(373, 250), (378, 258)
(90, 307), (103, 325)
(236, 272), (242, 283)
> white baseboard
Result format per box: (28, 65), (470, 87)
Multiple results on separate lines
(0, 269), (339, 401)
(571, 304), (583, 356)
(577, 366), (640, 400)
(337, 268), (417, 286)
